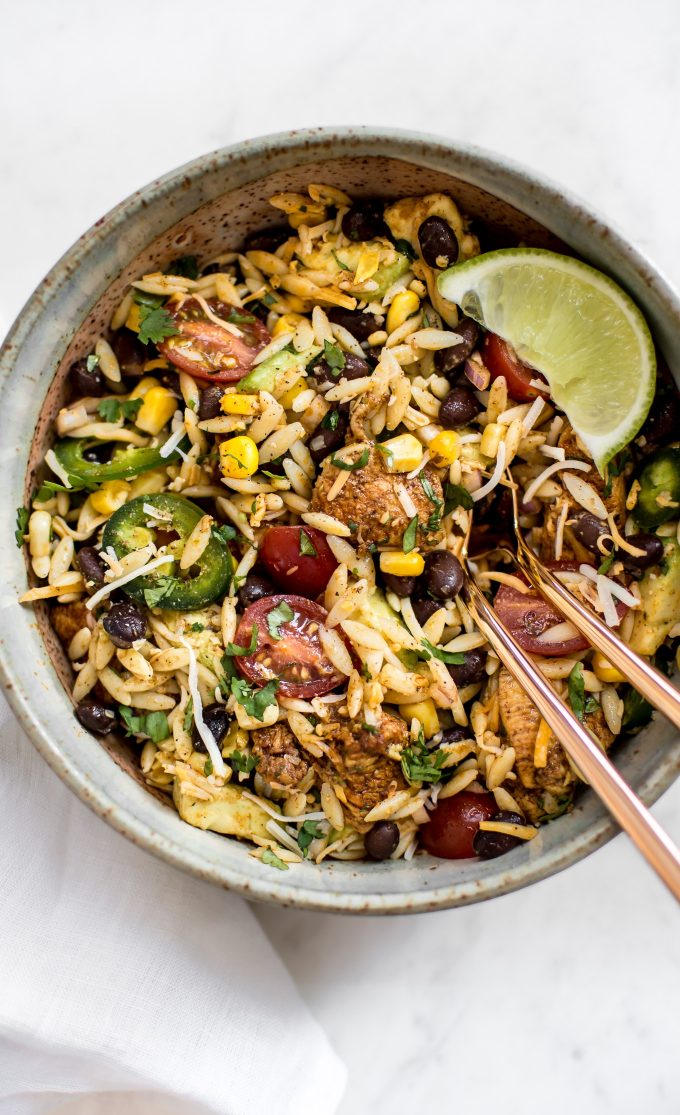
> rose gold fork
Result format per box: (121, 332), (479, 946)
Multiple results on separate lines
(460, 504), (680, 902)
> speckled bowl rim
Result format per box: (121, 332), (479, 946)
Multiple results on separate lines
(2, 126), (679, 915)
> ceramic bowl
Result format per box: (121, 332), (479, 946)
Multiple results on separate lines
(2, 126), (679, 914)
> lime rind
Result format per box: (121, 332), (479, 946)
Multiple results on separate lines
(438, 248), (656, 472)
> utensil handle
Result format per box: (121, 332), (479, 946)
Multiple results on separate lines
(465, 579), (680, 902)
(517, 545), (680, 730)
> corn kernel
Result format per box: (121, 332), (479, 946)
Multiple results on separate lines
(399, 698), (440, 740)
(129, 376), (160, 400)
(592, 651), (626, 685)
(135, 387), (177, 435)
(219, 435), (259, 479)
(221, 393), (258, 416)
(279, 382), (306, 410)
(429, 430), (460, 466)
(90, 480), (131, 516)
(128, 467), (168, 499)
(480, 422), (504, 459)
(125, 303), (141, 333)
(272, 313), (307, 338)
(379, 551), (425, 577)
(386, 289), (420, 335)
(379, 433), (423, 473)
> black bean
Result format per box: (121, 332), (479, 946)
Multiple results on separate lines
(473, 811), (525, 859)
(328, 307), (382, 343)
(102, 601), (148, 648)
(447, 648), (488, 687)
(244, 226), (290, 253)
(76, 546), (106, 591)
(365, 820), (400, 861)
(434, 317), (479, 378)
(76, 700), (116, 735)
(412, 595), (439, 627)
(308, 420), (348, 466)
(439, 387), (481, 428)
(424, 551), (464, 601)
(193, 702), (230, 753)
(341, 200), (387, 242)
(237, 573), (277, 610)
(382, 573), (417, 598)
(418, 216), (459, 269)
(70, 357), (105, 397)
(641, 391), (680, 446)
(199, 262), (223, 277)
(110, 331), (150, 378)
(313, 351), (370, 389)
(198, 384), (226, 420)
(569, 512), (611, 554)
(439, 726), (474, 748)
(621, 532), (665, 572)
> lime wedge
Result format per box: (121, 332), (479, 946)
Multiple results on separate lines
(437, 248), (656, 471)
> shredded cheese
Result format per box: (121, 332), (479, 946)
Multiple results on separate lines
(85, 553), (173, 611)
(606, 513), (647, 557)
(396, 483), (417, 519)
(478, 820), (538, 840)
(596, 574), (620, 627)
(192, 293), (243, 337)
(541, 445), (566, 461)
(472, 441), (507, 502)
(406, 450), (430, 480)
(44, 448), (73, 489)
(522, 396), (546, 433)
(522, 458), (590, 507)
(177, 635), (226, 777)
(159, 416), (187, 459)
(578, 564), (639, 608)
(554, 499), (569, 561)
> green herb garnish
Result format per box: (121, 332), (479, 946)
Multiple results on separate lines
(402, 515), (419, 553)
(230, 750), (257, 774)
(299, 529), (317, 557)
(261, 847), (289, 871)
(230, 677), (279, 721)
(143, 577), (174, 608)
(420, 638), (466, 665)
(330, 448), (370, 472)
(443, 482), (474, 515)
(598, 551), (616, 575)
(97, 397), (144, 424)
(183, 698), (194, 732)
(401, 730), (447, 784)
(566, 663), (599, 722)
(332, 250), (350, 271)
(392, 238), (417, 261)
(297, 820), (323, 857)
(86, 354), (100, 373)
(118, 706), (169, 743)
(167, 255), (199, 280)
(323, 339), (346, 375)
(15, 506), (29, 548)
(321, 408), (340, 431)
(204, 758), (214, 776)
(225, 623), (258, 657)
(137, 303), (180, 346)
(266, 600), (294, 640)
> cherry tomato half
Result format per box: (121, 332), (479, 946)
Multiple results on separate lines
(493, 561), (627, 656)
(159, 298), (270, 382)
(420, 791), (497, 859)
(234, 594), (348, 698)
(482, 333), (549, 403)
(259, 526), (339, 599)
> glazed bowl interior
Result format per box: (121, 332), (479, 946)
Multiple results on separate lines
(2, 128), (679, 914)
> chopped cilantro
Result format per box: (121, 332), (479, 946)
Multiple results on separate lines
(598, 551), (616, 575)
(15, 506), (29, 547)
(230, 677), (279, 721)
(183, 698), (194, 733)
(401, 730), (447, 784)
(443, 482), (474, 515)
(204, 758), (214, 776)
(299, 529), (317, 557)
(137, 303), (180, 346)
(261, 848), (289, 871)
(392, 237), (417, 261)
(266, 600), (294, 639)
(167, 255), (199, 280)
(361, 723), (378, 734)
(330, 448), (370, 472)
(420, 638), (466, 665)
(297, 820), (323, 857)
(567, 663), (589, 722)
(118, 706), (169, 743)
(229, 750), (257, 774)
(323, 339), (346, 374)
(86, 354), (100, 373)
(262, 293), (276, 307)
(97, 397), (144, 424)
(225, 623), (258, 657)
(321, 408), (340, 431)
(348, 520), (359, 532)
(143, 577), (174, 608)
(420, 475), (444, 532)
(212, 523), (237, 545)
(332, 250), (350, 271)
(227, 308), (256, 325)
(189, 622), (204, 632)
(402, 515), (419, 553)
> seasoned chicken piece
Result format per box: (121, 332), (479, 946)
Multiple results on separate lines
(251, 722), (310, 789)
(498, 666), (614, 823)
(313, 708), (408, 830)
(539, 424), (627, 563)
(51, 601), (91, 646)
(310, 445), (443, 553)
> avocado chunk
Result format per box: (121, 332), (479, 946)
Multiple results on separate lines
(173, 780), (272, 839)
(237, 345), (319, 394)
(628, 539), (680, 655)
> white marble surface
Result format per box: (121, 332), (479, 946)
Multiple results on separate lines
(2, 1), (680, 1112)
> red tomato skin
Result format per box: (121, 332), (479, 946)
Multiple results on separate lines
(482, 333), (549, 403)
(159, 298), (270, 382)
(420, 791), (498, 859)
(259, 527), (338, 598)
(493, 561), (627, 656)
(234, 594), (347, 698)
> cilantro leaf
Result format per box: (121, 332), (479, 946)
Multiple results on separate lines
(401, 730), (447, 784)
(118, 706), (169, 742)
(420, 475), (444, 532)
(330, 447), (370, 472)
(392, 237), (417, 261)
(212, 523), (237, 546)
(143, 577), (174, 608)
(299, 529), (317, 557)
(167, 255), (199, 280)
(183, 698), (194, 732)
(443, 482), (474, 515)
(266, 600), (294, 640)
(137, 304), (180, 346)
(204, 758), (214, 776)
(261, 847), (289, 871)
(15, 506), (29, 548)
(229, 750), (257, 774)
(86, 354), (100, 373)
(598, 551), (616, 575)
(567, 662), (587, 721)
(402, 515), (419, 554)
(189, 622), (204, 632)
(230, 677), (279, 721)
(227, 308), (256, 325)
(97, 397), (143, 424)
(225, 623), (258, 657)
(321, 408), (340, 431)
(297, 820), (323, 857)
(323, 339), (346, 374)
(585, 696), (600, 715)
(332, 250), (351, 271)
(420, 638), (466, 665)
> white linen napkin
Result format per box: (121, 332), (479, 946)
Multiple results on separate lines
(0, 693), (346, 1115)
